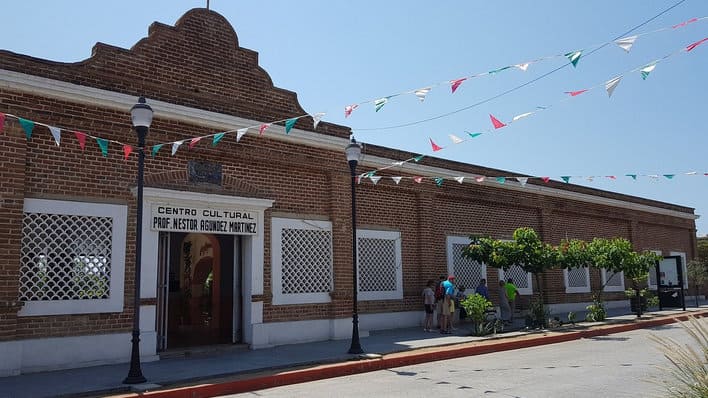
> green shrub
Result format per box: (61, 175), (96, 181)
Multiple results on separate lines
(585, 300), (607, 322)
(460, 293), (496, 336)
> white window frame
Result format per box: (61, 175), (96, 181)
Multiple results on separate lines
(271, 218), (333, 305)
(648, 250), (662, 290)
(499, 266), (533, 296)
(601, 269), (625, 292)
(19, 199), (127, 316)
(669, 251), (688, 288)
(356, 229), (403, 301)
(446, 236), (487, 295)
(563, 266), (591, 293)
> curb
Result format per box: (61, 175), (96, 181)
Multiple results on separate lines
(117, 310), (708, 398)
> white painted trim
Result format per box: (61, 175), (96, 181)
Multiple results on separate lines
(669, 251), (688, 288)
(0, 68), (697, 222)
(271, 218), (333, 305)
(601, 269), (625, 292)
(356, 229), (403, 301)
(563, 267), (591, 294)
(18, 199), (126, 316)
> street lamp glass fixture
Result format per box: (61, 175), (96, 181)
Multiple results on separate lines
(345, 138), (362, 163)
(130, 97), (153, 129)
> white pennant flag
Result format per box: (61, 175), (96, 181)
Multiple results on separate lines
(370, 176), (382, 185)
(448, 134), (464, 144)
(392, 161), (405, 166)
(515, 63), (530, 71)
(311, 113), (325, 129)
(586, 176), (594, 182)
(512, 112), (533, 122)
(515, 177), (528, 187)
(414, 87), (431, 102)
(172, 140), (184, 156)
(648, 174), (659, 179)
(605, 76), (622, 98)
(685, 171), (697, 175)
(48, 126), (61, 146)
(615, 35), (638, 52)
(454, 176), (465, 184)
(236, 128), (248, 142)
(391, 176), (402, 184)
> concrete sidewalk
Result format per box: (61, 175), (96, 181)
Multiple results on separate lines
(2, 306), (707, 398)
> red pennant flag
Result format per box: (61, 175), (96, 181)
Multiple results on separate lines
(355, 176), (361, 184)
(673, 17), (698, 29)
(345, 104), (358, 118)
(429, 138), (443, 152)
(565, 89), (588, 97)
(413, 176), (423, 183)
(606, 175), (617, 180)
(74, 131), (87, 150)
(686, 37), (708, 52)
(0, 112), (5, 133)
(123, 145), (133, 160)
(189, 137), (202, 149)
(542, 177), (550, 183)
(450, 78), (467, 94)
(259, 123), (270, 135)
(489, 114), (506, 129)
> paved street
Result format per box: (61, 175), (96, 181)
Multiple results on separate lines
(223, 320), (703, 398)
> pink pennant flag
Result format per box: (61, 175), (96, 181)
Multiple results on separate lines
(259, 123), (270, 135)
(189, 137), (202, 149)
(123, 145), (133, 160)
(489, 114), (506, 129)
(542, 177), (550, 183)
(673, 17), (698, 29)
(686, 37), (708, 52)
(606, 175), (617, 180)
(0, 112), (5, 133)
(430, 138), (443, 152)
(475, 176), (485, 183)
(565, 89), (588, 97)
(450, 78), (467, 94)
(74, 131), (87, 150)
(345, 104), (358, 118)
(413, 176), (423, 183)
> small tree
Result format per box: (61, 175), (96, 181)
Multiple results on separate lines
(460, 293), (494, 336)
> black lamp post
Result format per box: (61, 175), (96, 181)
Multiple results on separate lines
(345, 137), (364, 354)
(123, 97), (153, 384)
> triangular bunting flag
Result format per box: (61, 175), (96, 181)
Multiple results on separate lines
(542, 177), (550, 183)
(355, 176), (362, 184)
(686, 37), (708, 52)
(212, 132), (225, 146)
(512, 112), (533, 122)
(640, 64), (656, 80)
(430, 138), (443, 152)
(0, 112), (5, 133)
(413, 155), (424, 162)
(685, 171), (697, 175)
(344, 104), (358, 118)
(364, 171), (376, 179)
(75, 132), (87, 150)
(605, 76), (622, 98)
(311, 113), (325, 129)
(48, 126), (61, 146)
(449, 134), (464, 144)
(152, 144), (163, 157)
(489, 66), (512, 74)
(565, 89), (588, 97)
(673, 17), (698, 29)
(413, 176), (423, 183)
(496, 177), (506, 184)
(414, 88), (431, 102)
(515, 63), (530, 71)
(96, 138), (109, 157)
(374, 97), (388, 112)
(475, 176), (485, 183)
(565, 50), (582, 67)
(18, 118), (35, 140)
(586, 176), (594, 182)
(561, 176), (571, 183)
(259, 124), (270, 135)
(450, 78), (467, 93)
(649, 174), (659, 179)
(392, 161), (404, 166)
(391, 177), (402, 185)
(455, 176), (465, 184)
(516, 177), (528, 187)
(467, 132), (482, 138)
(123, 145), (133, 160)
(189, 137), (202, 149)
(615, 35), (637, 52)
(606, 175), (617, 180)
(284, 118), (297, 134)
(172, 140), (184, 156)
(434, 177), (444, 187)
(370, 176), (382, 185)
(663, 174), (675, 179)
(626, 174), (637, 180)
(236, 128), (247, 142)
(489, 114), (506, 129)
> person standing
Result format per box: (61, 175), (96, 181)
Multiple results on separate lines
(422, 280), (435, 332)
(434, 275), (446, 330)
(475, 278), (489, 300)
(498, 279), (511, 324)
(440, 275), (456, 334)
(505, 278), (519, 321)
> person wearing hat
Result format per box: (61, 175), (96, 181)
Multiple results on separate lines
(440, 276), (455, 334)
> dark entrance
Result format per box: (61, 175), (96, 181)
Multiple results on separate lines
(656, 255), (686, 311)
(157, 232), (239, 349)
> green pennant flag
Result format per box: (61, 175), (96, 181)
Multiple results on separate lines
(434, 177), (444, 187)
(467, 132), (483, 138)
(413, 155), (424, 162)
(496, 177), (506, 184)
(565, 50), (582, 67)
(489, 66), (512, 74)
(626, 174), (637, 180)
(663, 174), (675, 179)
(364, 171), (376, 178)
(96, 138), (109, 157)
(284, 118), (297, 134)
(152, 144), (163, 157)
(18, 118), (35, 140)
(212, 132), (225, 146)
(640, 63), (656, 80)
(561, 176), (571, 183)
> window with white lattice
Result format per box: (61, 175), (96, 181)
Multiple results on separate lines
(601, 269), (625, 292)
(446, 236), (486, 295)
(563, 267), (590, 293)
(357, 229), (402, 301)
(271, 218), (333, 305)
(18, 199), (127, 316)
(499, 265), (533, 295)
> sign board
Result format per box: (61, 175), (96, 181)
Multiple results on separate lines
(150, 204), (258, 235)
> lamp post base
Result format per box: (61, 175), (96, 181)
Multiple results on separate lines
(123, 330), (146, 384)
(347, 314), (364, 354)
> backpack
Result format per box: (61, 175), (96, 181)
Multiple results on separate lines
(434, 283), (445, 301)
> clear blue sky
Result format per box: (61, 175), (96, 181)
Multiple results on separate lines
(1, 0), (706, 236)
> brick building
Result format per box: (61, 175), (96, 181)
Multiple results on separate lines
(0, 9), (698, 376)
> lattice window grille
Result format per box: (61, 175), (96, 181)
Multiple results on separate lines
(280, 228), (332, 294)
(567, 267), (589, 288)
(605, 270), (623, 287)
(504, 265), (530, 289)
(19, 212), (112, 301)
(358, 237), (397, 292)
(451, 243), (485, 291)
